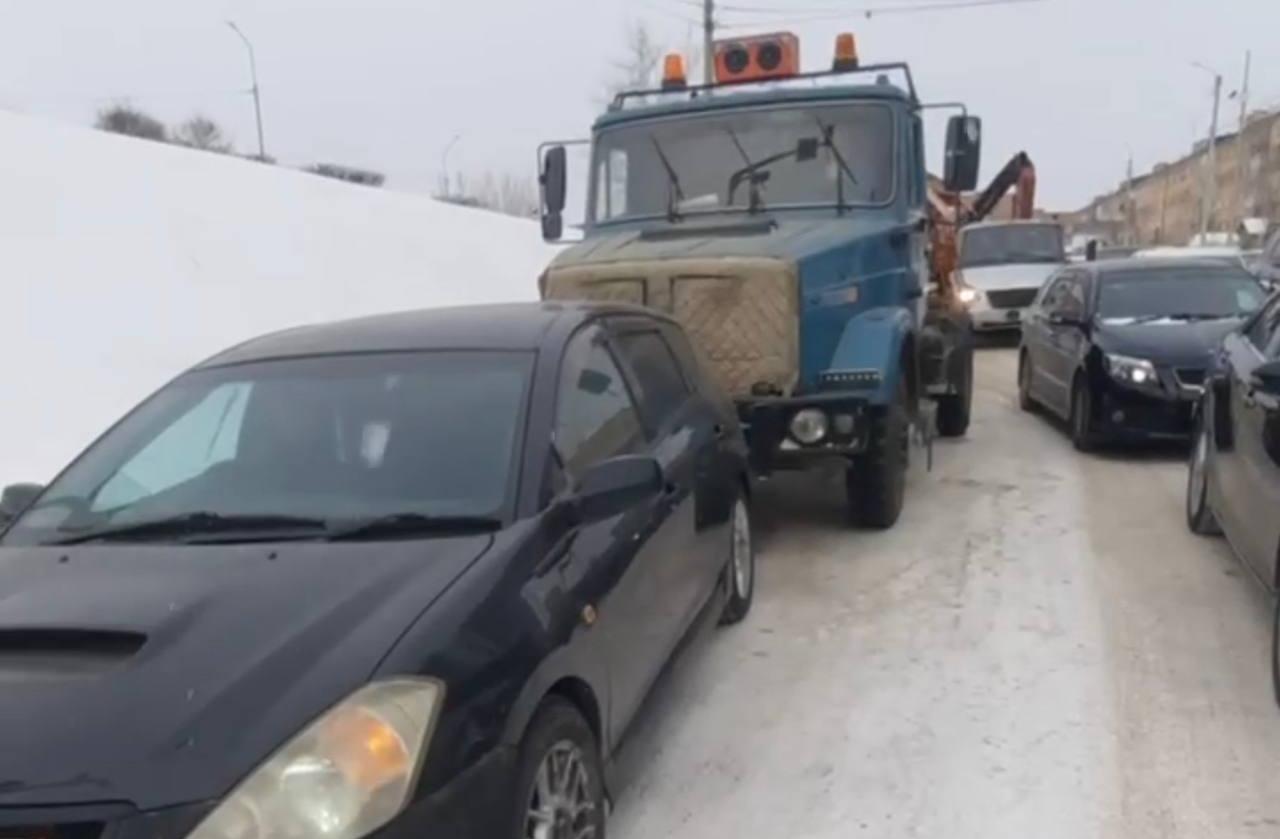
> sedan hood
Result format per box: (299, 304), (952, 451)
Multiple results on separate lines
(0, 536), (491, 810)
(957, 262), (1060, 291)
(1093, 316), (1242, 365)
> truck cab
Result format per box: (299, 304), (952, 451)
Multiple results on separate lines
(537, 33), (982, 529)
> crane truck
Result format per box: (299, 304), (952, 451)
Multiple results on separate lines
(536, 32), (984, 529)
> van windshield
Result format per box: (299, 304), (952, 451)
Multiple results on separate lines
(590, 103), (894, 223)
(960, 224), (1065, 268)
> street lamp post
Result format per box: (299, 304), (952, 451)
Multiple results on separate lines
(227, 21), (266, 161)
(440, 134), (461, 197)
(1191, 61), (1223, 239)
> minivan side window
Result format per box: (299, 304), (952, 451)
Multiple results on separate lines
(555, 327), (644, 477)
(612, 329), (691, 430)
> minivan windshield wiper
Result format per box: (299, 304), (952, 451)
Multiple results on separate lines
(52, 512), (328, 545)
(1124, 312), (1232, 324)
(322, 512), (503, 542)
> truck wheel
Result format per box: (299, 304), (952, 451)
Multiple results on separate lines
(846, 376), (909, 529)
(935, 347), (973, 438)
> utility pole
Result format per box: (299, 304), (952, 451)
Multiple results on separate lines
(439, 134), (461, 198)
(1236, 50), (1252, 227)
(702, 0), (715, 84)
(227, 21), (266, 161)
(1192, 61), (1223, 239)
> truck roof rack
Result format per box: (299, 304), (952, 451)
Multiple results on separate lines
(610, 62), (918, 112)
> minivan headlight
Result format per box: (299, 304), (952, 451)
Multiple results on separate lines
(188, 679), (443, 839)
(1104, 353), (1160, 389)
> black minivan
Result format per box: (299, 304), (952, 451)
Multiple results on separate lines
(0, 302), (753, 838)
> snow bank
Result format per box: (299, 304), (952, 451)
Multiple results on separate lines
(0, 111), (557, 484)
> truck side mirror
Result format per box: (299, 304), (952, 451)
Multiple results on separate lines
(944, 115), (982, 193)
(540, 145), (567, 242)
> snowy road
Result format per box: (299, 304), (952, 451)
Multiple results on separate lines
(608, 345), (1280, 839)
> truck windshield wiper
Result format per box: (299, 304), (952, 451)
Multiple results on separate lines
(649, 135), (686, 222)
(724, 127), (766, 214)
(52, 512), (328, 545)
(811, 115), (859, 214)
(322, 512), (503, 542)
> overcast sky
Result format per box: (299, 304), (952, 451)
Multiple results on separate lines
(1, 0), (1274, 210)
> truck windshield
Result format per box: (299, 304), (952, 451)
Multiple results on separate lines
(590, 103), (894, 223)
(2, 351), (532, 546)
(960, 224), (1065, 268)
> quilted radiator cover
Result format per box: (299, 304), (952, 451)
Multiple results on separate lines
(544, 257), (799, 399)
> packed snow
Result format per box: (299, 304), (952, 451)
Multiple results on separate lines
(0, 111), (558, 484)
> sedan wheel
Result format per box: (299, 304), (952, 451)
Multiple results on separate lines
(1018, 352), (1035, 412)
(513, 700), (605, 839)
(719, 495), (754, 626)
(1186, 416), (1221, 536)
(1070, 377), (1097, 452)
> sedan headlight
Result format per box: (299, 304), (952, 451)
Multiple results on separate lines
(189, 679), (443, 839)
(789, 408), (829, 445)
(1104, 353), (1160, 388)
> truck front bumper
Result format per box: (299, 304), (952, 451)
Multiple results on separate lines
(737, 393), (873, 475)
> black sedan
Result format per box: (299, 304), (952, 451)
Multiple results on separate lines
(1018, 258), (1268, 450)
(0, 302), (753, 838)
(1187, 291), (1280, 701)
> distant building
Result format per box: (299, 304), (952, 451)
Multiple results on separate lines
(1059, 109), (1280, 247)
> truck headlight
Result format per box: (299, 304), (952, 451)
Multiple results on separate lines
(790, 408), (829, 444)
(1104, 353), (1159, 388)
(188, 679), (443, 839)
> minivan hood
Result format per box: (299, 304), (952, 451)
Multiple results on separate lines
(956, 262), (1061, 291)
(0, 536), (491, 810)
(1093, 316), (1242, 365)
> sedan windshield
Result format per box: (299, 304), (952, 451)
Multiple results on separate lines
(590, 103), (894, 223)
(1098, 266), (1267, 321)
(3, 351), (532, 546)
(960, 224), (1065, 268)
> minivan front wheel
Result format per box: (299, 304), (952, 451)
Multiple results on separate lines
(512, 699), (605, 839)
(1187, 413), (1221, 536)
(719, 494), (754, 626)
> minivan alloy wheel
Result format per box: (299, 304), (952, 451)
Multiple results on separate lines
(526, 740), (597, 839)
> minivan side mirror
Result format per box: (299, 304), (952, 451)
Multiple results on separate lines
(0, 483), (44, 526)
(1251, 359), (1280, 396)
(572, 456), (664, 523)
(540, 145), (567, 242)
(944, 115), (982, 193)
(1048, 311), (1085, 329)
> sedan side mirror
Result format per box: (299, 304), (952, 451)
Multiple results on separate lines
(1251, 359), (1280, 396)
(0, 483), (44, 526)
(573, 456), (663, 523)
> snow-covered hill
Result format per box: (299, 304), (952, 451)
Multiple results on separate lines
(0, 111), (557, 483)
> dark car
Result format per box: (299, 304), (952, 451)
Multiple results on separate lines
(0, 302), (754, 838)
(1186, 291), (1280, 701)
(1017, 258), (1268, 450)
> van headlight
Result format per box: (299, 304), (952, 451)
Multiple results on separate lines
(957, 287), (982, 306)
(188, 679), (443, 839)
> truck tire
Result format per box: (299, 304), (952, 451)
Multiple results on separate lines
(935, 347), (973, 438)
(846, 376), (909, 529)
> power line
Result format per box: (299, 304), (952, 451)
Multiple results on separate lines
(715, 0), (1046, 27)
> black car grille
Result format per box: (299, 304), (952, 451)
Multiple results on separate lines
(986, 288), (1038, 309)
(1173, 368), (1207, 389)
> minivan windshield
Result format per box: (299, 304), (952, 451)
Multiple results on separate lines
(960, 224), (1065, 268)
(1098, 266), (1267, 321)
(590, 103), (894, 224)
(3, 352), (532, 546)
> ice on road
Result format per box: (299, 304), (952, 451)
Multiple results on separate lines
(609, 346), (1280, 839)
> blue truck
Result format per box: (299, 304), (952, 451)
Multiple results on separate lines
(537, 32), (983, 528)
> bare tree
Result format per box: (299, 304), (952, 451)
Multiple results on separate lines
(603, 21), (665, 102)
(173, 115), (233, 153)
(441, 170), (538, 218)
(95, 104), (167, 142)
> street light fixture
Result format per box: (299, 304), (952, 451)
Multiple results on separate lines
(227, 21), (266, 161)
